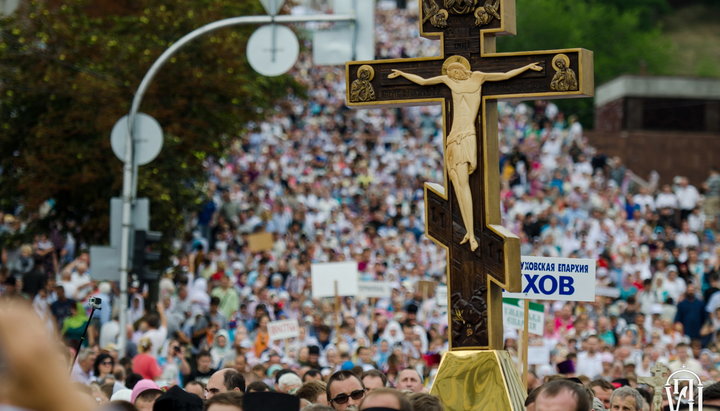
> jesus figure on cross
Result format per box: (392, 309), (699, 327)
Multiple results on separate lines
(389, 56), (542, 251)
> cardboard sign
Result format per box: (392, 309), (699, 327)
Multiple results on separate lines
(267, 319), (300, 341)
(311, 262), (359, 298)
(503, 256), (596, 302)
(358, 281), (392, 298)
(502, 298), (545, 335)
(416, 280), (437, 298)
(247, 232), (274, 253)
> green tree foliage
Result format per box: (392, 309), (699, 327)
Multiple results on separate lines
(0, 0), (302, 248)
(498, 0), (672, 123)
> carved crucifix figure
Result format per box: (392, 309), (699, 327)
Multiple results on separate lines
(346, 0), (593, 350)
(638, 363), (671, 411)
(388, 58), (542, 251)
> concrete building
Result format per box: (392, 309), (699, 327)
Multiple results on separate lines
(588, 75), (720, 184)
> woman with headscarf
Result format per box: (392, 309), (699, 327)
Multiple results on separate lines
(127, 294), (145, 325)
(189, 277), (210, 312)
(210, 329), (233, 369)
(381, 321), (403, 346)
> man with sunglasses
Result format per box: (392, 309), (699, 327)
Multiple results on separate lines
(327, 370), (367, 410)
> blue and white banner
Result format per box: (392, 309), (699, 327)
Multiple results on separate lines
(503, 256), (596, 302)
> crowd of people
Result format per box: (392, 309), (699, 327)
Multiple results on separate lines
(1, 0), (720, 410)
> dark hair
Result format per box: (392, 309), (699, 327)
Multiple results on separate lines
(197, 350), (212, 360)
(589, 379), (615, 391)
(246, 381), (271, 392)
(303, 369), (322, 382)
(125, 373), (143, 390)
(93, 353), (115, 376)
(222, 368), (246, 392)
(136, 388), (163, 403)
(204, 391), (244, 410)
(295, 380), (327, 404)
(525, 386), (540, 407)
(361, 369), (388, 387)
(211, 296), (221, 306)
(408, 392), (443, 411)
(145, 312), (160, 329)
(107, 400), (138, 411)
(185, 380), (205, 391)
(327, 370), (364, 402)
(361, 388), (412, 411)
(536, 380), (591, 411)
(636, 386), (653, 408)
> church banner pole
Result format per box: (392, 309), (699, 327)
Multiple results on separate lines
(522, 302), (529, 388)
(334, 280), (341, 345)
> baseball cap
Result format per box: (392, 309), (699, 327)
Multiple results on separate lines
(130, 379), (161, 403)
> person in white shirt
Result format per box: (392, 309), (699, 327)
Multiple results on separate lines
(675, 176), (701, 221)
(675, 221), (700, 250)
(668, 342), (703, 380)
(632, 186), (655, 212)
(663, 266), (687, 303)
(575, 335), (604, 379)
(655, 184), (679, 210)
(140, 302), (168, 358)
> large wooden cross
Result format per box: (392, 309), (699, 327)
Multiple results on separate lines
(346, 0), (593, 349)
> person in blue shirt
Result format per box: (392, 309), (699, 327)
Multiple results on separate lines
(675, 283), (707, 341)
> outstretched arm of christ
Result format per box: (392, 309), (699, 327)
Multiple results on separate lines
(482, 62), (543, 82)
(388, 69), (446, 85)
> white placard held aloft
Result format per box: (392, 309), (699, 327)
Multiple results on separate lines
(311, 262), (359, 298)
(267, 319), (300, 341)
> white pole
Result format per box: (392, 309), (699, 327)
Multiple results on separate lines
(117, 12), (356, 357)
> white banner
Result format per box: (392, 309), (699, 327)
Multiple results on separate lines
(267, 319), (300, 341)
(358, 281), (393, 298)
(311, 262), (359, 298)
(503, 256), (596, 302)
(596, 286), (620, 298)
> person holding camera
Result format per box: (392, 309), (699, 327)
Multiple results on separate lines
(158, 339), (191, 387)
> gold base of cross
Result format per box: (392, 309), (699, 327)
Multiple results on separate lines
(429, 350), (526, 410)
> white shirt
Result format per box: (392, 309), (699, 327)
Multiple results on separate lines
(663, 276), (687, 303)
(675, 232), (700, 249)
(675, 185), (700, 210)
(656, 192), (679, 209)
(575, 351), (603, 379)
(142, 326), (168, 357)
(633, 193), (655, 211)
